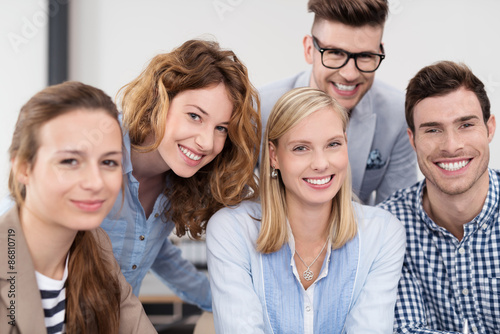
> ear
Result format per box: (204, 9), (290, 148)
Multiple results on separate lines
(303, 35), (314, 65)
(268, 142), (279, 169)
(487, 114), (496, 143)
(12, 158), (30, 185)
(407, 128), (416, 151)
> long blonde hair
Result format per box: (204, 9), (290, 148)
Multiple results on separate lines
(257, 87), (357, 253)
(118, 39), (261, 238)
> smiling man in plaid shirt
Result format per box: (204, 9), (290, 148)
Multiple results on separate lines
(379, 60), (498, 333)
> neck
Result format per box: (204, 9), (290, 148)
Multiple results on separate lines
(130, 147), (170, 182)
(287, 201), (330, 244)
(20, 206), (75, 280)
(423, 175), (489, 240)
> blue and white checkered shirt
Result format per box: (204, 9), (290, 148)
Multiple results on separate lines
(379, 168), (500, 334)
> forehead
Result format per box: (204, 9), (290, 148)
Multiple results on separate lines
(280, 107), (344, 144)
(38, 109), (122, 151)
(312, 20), (383, 51)
(413, 88), (482, 126)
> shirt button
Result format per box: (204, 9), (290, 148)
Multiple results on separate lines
(472, 325), (478, 333)
(154, 213), (159, 218)
(458, 248), (465, 255)
(462, 288), (469, 296)
(132, 265), (137, 270)
(305, 305), (311, 312)
(139, 235), (145, 241)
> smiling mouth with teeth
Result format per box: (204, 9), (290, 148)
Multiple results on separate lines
(436, 159), (470, 171)
(334, 83), (357, 91)
(179, 145), (202, 161)
(304, 176), (333, 185)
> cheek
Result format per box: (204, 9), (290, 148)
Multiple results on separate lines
(213, 136), (228, 155)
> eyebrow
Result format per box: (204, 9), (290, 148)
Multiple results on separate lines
(418, 115), (480, 129)
(287, 135), (345, 145)
(54, 150), (123, 156)
(187, 104), (230, 125)
(313, 36), (379, 53)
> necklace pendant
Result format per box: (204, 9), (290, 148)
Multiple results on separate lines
(303, 269), (314, 281)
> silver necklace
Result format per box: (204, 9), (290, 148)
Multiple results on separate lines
(295, 237), (329, 281)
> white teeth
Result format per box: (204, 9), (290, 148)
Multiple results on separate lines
(179, 146), (202, 161)
(305, 176), (332, 185)
(437, 160), (470, 171)
(334, 83), (356, 91)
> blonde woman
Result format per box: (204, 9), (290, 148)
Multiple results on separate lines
(206, 87), (405, 333)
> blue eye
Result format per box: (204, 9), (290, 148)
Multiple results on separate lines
(293, 146), (306, 151)
(328, 141), (341, 148)
(102, 160), (119, 167)
(61, 159), (77, 166)
(216, 126), (228, 133)
(189, 113), (201, 121)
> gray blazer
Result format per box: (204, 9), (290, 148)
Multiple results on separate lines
(0, 207), (157, 334)
(259, 70), (418, 204)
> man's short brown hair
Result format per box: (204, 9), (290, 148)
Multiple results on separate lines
(405, 61), (491, 133)
(308, 0), (389, 27)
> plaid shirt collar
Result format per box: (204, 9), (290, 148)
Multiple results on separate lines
(413, 169), (499, 239)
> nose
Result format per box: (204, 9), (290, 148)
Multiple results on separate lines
(440, 129), (465, 154)
(310, 150), (329, 172)
(338, 58), (360, 82)
(194, 128), (214, 152)
(81, 163), (104, 191)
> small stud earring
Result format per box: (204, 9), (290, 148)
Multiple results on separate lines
(271, 165), (278, 179)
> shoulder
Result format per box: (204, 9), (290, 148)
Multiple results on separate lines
(377, 181), (422, 222)
(354, 202), (404, 234)
(364, 79), (405, 119)
(207, 200), (261, 238)
(258, 71), (310, 116)
(0, 207), (22, 239)
(368, 79), (404, 103)
(92, 227), (115, 255)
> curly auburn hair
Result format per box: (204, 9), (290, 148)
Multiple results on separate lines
(118, 39), (261, 238)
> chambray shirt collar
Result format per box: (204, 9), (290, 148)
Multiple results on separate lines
(416, 169), (500, 237)
(122, 130), (134, 175)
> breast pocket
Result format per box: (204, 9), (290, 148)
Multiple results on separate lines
(477, 277), (500, 329)
(359, 162), (389, 201)
(100, 218), (127, 263)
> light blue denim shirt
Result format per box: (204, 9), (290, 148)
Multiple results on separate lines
(206, 200), (405, 333)
(101, 133), (212, 311)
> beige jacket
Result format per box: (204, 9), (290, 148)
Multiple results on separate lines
(0, 207), (157, 334)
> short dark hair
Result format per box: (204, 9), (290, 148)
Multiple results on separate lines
(405, 61), (491, 133)
(308, 0), (389, 27)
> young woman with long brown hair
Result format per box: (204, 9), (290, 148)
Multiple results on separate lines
(0, 81), (156, 333)
(100, 39), (261, 310)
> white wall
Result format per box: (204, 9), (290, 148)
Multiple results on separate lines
(68, 0), (500, 174)
(0, 0), (48, 198)
(2, 0), (500, 198)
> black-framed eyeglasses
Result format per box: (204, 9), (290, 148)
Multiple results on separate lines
(312, 36), (385, 73)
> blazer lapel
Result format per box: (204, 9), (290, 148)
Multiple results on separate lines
(0, 208), (47, 334)
(347, 92), (376, 195)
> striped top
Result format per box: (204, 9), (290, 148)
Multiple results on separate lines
(35, 255), (69, 334)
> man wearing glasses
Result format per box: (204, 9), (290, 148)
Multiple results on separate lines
(259, 0), (417, 204)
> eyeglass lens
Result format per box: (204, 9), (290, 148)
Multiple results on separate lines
(322, 50), (382, 72)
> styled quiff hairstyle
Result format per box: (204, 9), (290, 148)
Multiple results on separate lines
(405, 61), (491, 133)
(9, 81), (122, 333)
(257, 87), (357, 253)
(118, 39), (261, 238)
(308, 0), (389, 27)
